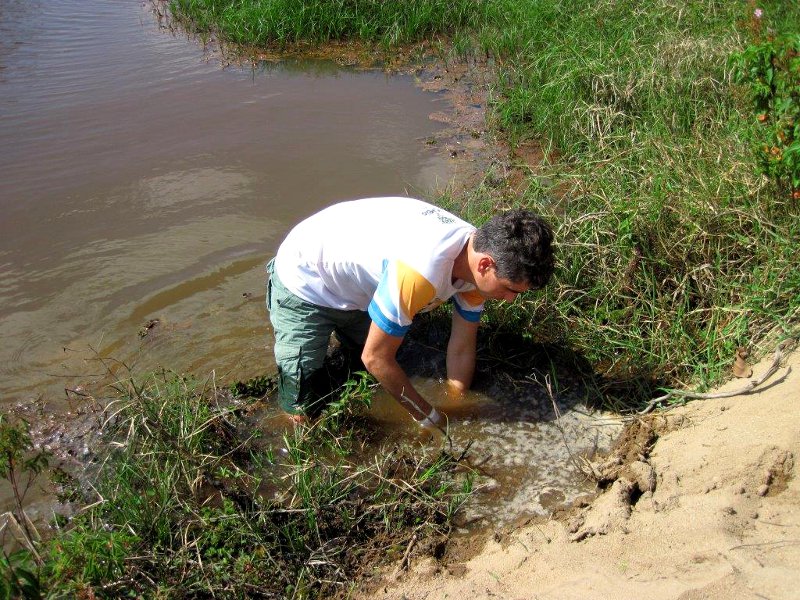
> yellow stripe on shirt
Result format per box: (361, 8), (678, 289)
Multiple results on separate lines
(396, 260), (436, 320)
(458, 289), (484, 308)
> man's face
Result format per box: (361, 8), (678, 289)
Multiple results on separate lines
(476, 260), (530, 302)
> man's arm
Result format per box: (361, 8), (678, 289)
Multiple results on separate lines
(360, 322), (438, 424)
(446, 309), (479, 395)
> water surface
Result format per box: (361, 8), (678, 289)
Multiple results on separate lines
(0, 0), (455, 405)
(368, 377), (622, 529)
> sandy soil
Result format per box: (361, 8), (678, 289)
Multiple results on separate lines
(362, 347), (799, 600)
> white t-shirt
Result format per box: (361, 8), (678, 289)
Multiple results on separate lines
(274, 197), (484, 337)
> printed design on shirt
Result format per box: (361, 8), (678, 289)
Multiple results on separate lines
(419, 297), (444, 313)
(421, 207), (455, 224)
(368, 260), (436, 337)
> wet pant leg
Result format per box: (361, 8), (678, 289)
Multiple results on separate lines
(266, 260), (372, 416)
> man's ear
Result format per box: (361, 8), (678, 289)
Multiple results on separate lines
(477, 256), (495, 275)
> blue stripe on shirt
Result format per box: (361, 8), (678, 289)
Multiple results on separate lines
(368, 300), (409, 337)
(452, 298), (482, 322)
(374, 270), (405, 323)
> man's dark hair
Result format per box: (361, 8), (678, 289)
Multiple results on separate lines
(473, 209), (555, 289)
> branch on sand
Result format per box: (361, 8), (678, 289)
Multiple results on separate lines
(639, 346), (792, 415)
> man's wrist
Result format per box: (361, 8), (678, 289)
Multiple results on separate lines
(417, 406), (443, 429)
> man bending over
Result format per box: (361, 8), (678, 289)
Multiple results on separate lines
(266, 197), (554, 427)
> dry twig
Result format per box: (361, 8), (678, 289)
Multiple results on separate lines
(639, 347), (791, 414)
(393, 531), (419, 578)
(530, 373), (595, 480)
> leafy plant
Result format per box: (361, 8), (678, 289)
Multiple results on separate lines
(0, 415), (49, 598)
(0, 551), (41, 600)
(734, 33), (800, 195)
(230, 374), (276, 398)
(0, 415), (49, 549)
(46, 530), (135, 590)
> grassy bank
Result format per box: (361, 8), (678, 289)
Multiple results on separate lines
(163, 0), (800, 403)
(471, 0), (800, 398)
(1, 373), (470, 597)
(165, 0), (490, 48)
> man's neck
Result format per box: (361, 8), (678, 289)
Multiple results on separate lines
(452, 234), (477, 285)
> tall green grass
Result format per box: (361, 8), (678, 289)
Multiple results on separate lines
(467, 0), (800, 395)
(167, 0), (490, 48)
(1, 373), (471, 597)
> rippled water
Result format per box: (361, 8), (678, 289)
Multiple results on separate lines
(0, 0), (454, 405)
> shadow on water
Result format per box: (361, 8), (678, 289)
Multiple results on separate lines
(399, 313), (666, 420)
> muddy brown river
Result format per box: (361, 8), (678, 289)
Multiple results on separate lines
(0, 0), (456, 406)
(0, 0), (621, 529)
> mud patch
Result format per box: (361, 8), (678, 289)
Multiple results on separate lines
(2, 392), (107, 534)
(413, 59), (498, 187)
(375, 414), (668, 576)
(377, 321), (627, 531)
(562, 417), (664, 540)
(591, 417), (659, 488)
(757, 449), (794, 497)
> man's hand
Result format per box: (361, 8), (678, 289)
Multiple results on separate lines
(285, 412), (308, 425)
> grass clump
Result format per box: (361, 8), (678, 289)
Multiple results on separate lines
(1, 373), (472, 598)
(166, 0), (490, 49)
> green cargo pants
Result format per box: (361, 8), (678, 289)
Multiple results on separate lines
(266, 259), (371, 416)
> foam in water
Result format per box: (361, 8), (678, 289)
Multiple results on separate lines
(367, 376), (623, 530)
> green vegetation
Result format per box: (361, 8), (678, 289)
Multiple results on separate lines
(166, 0), (489, 48)
(0, 416), (49, 599)
(465, 0), (800, 399)
(1, 374), (471, 597)
(162, 0), (800, 403)
(734, 33), (800, 195)
(6, 1), (798, 596)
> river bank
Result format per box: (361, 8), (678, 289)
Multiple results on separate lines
(3, 1), (799, 596)
(365, 347), (800, 599)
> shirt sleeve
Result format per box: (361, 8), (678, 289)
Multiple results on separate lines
(452, 289), (484, 322)
(368, 260), (437, 337)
